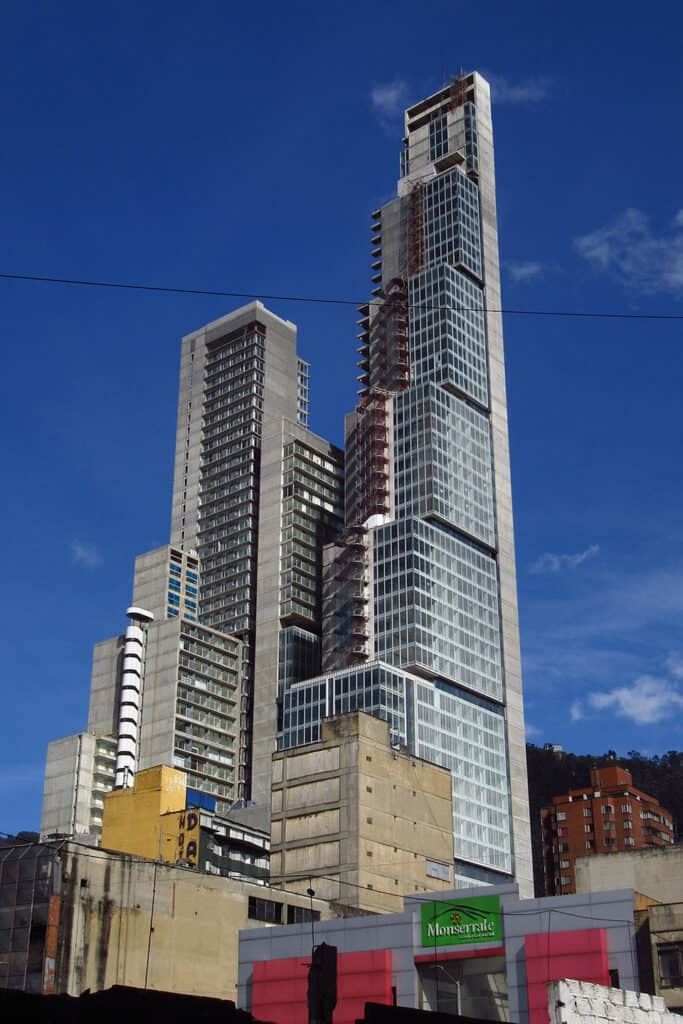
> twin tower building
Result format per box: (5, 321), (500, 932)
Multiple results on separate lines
(41, 73), (534, 896)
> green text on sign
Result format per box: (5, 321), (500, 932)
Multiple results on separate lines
(420, 895), (503, 947)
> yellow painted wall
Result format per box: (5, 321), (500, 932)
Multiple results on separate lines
(101, 766), (189, 863)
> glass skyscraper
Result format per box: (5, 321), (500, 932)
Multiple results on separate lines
(281, 72), (532, 894)
(40, 72), (531, 895)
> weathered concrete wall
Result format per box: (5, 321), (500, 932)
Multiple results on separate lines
(270, 711), (454, 912)
(575, 846), (683, 904)
(645, 902), (683, 1012)
(55, 844), (329, 1002)
(548, 979), (678, 1024)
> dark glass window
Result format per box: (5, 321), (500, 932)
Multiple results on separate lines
(247, 897), (282, 924)
(659, 944), (683, 988)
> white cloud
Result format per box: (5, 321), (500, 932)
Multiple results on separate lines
(525, 722), (542, 738)
(570, 700), (584, 721)
(529, 544), (600, 575)
(575, 208), (683, 296)
(586, 675), (683, 725)
(70, 540), (103, 568)
(488, 75), (553, 105)
(507, 260), (544, 283)
(665, 652), (683, 679)
(370, 79), (409, 121)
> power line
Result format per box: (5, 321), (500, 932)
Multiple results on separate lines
(311, 872), (637, 925)
(1, 270), (683, 321)
(0, 832), (332, 907)
(2, 833), (637, 927)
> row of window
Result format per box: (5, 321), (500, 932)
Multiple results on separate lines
(247, 896), (320, 925)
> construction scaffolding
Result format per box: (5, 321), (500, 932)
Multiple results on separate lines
(321, 525), (370, 670)
(406, 181), (425, 278)
(346, 391), (390, 528)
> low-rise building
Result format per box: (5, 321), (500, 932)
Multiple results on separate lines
(238, 883), (640, 1024)
(575, 844), (683, 1013)
(101, 764), (269, 884)
(0, 839), (328, 999)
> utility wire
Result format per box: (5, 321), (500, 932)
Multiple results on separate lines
(0, 833), (324, 907)
(311, 872), (637, 925)
(1, 833), (637, 927)
(1, 271), (683, 321)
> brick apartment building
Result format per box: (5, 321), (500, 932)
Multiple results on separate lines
(541, 765), (674, 895)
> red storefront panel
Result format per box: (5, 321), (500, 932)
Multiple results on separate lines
(525, 928), (609, 1024)
(252, 948), (393, 1024)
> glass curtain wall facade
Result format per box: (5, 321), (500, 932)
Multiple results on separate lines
(282, 73), (532, 894)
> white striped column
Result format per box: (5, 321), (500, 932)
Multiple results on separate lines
(114, 606), (154, 789)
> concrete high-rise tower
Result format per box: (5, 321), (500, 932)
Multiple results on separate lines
(168, 303), (344, 799)
(41, 304), (344, 835)
(281, 72), (533, 895)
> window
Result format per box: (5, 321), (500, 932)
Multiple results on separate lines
(429, 113), (449, 161)
(604, 838), (615, 847)
(622, 803), (632, 813)
(248, 897), (282, 924)
(583, 807), (593, 817)
(603, 821), (615, 831)
(584, 824), (593, 833)
(623, 819), (633, 830)
(560, 859), (570, 869)
(602, 804), (614, 815)
(658, 944), (683, 989)
(287, 905), (320, 925)
(560, 876), (571, 886)
(556, 811), (567, 821)
(585, 840), (595, 849)
(624, 837), (635, 846)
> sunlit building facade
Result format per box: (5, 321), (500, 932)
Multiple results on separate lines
(282, 72), (532, 894)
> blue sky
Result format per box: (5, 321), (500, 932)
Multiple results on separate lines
(2, 2), (683, 833)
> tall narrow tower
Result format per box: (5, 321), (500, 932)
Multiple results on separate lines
(169, 302), (343, 798)
(283, 72), (532, 895)
(41, 303), (343, 836)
